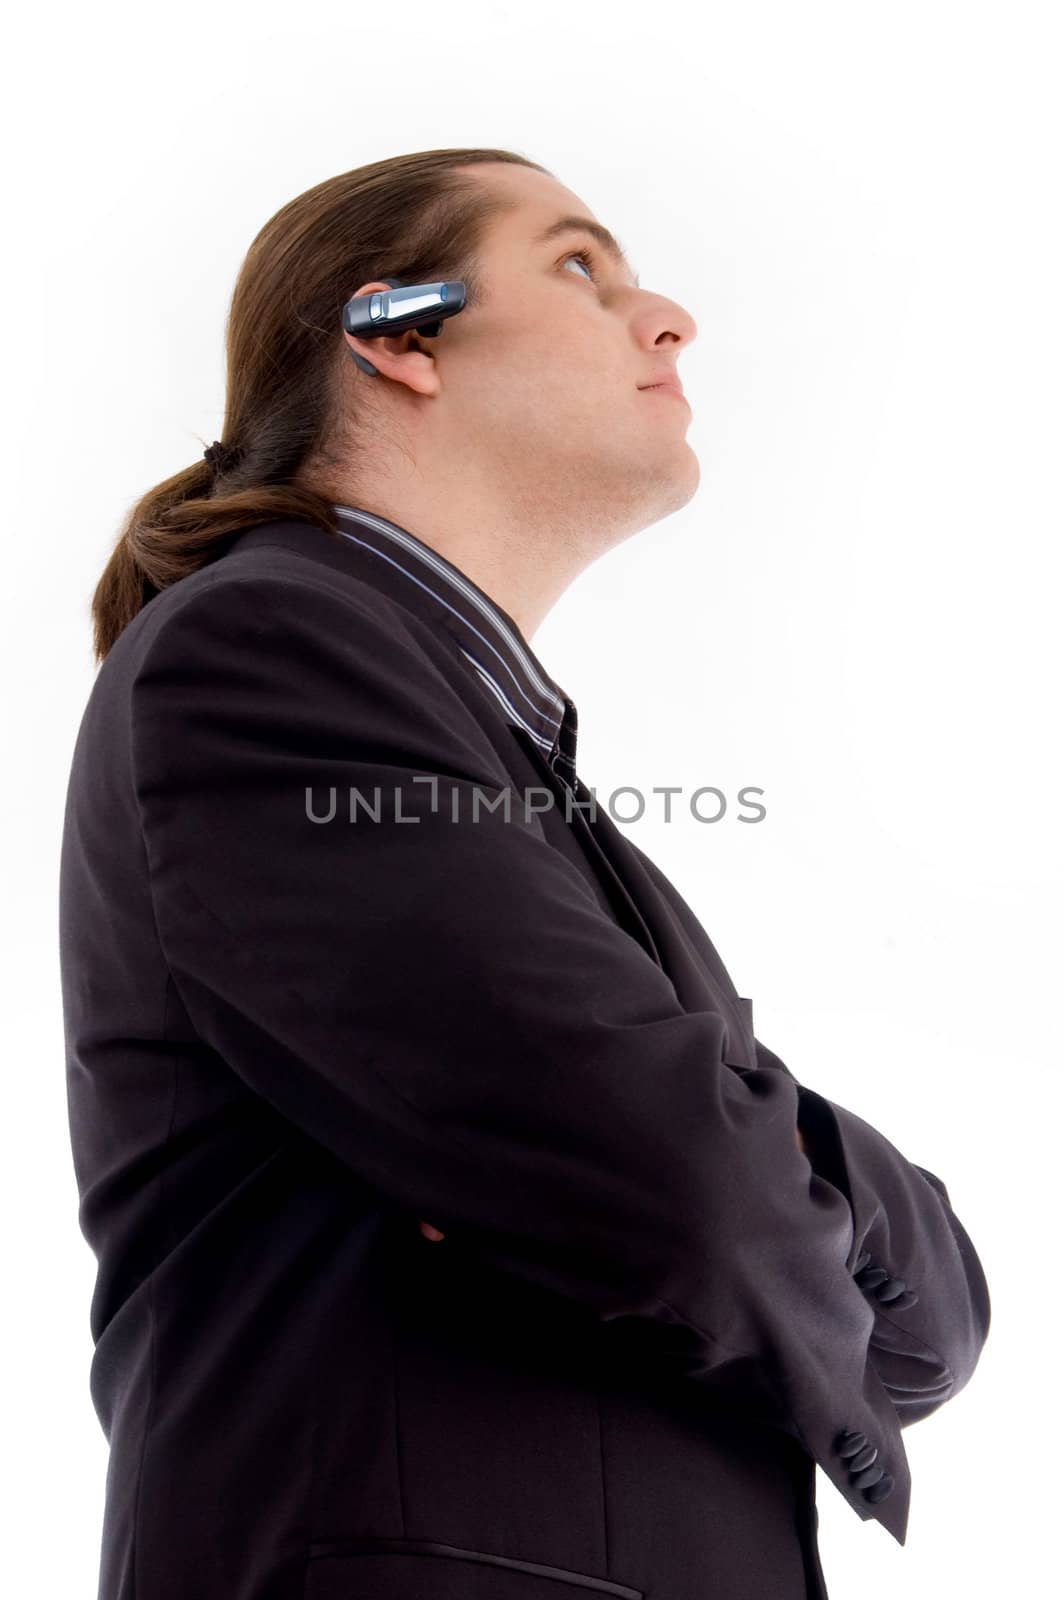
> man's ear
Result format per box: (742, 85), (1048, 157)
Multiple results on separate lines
(342, 281), (441, 394)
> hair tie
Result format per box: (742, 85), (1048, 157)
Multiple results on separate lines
(203, 439), (239, 475)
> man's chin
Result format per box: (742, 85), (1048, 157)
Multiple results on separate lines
(651, 441), (701, 514)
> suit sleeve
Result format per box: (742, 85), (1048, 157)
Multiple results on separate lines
(130, 572), (910, 1494)
(769, 1042), (992, 1426)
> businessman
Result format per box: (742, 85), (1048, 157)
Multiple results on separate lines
(61, 151), (991, 1600)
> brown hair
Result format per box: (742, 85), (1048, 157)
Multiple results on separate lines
(90, 146), (551, 663)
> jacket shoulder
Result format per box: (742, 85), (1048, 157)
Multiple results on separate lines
(120, 546), (508, 786)
(118, 546), (437, 669)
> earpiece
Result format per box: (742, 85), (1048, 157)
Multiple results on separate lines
(342, 277), (467, 377)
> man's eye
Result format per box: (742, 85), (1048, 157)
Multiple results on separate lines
(561, 248), (598, 283)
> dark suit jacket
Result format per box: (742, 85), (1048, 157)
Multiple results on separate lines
(59, 516), (991, 1600)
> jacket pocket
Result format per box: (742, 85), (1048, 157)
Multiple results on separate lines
(305, 1536), (643, 1600)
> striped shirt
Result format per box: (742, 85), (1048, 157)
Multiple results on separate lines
(331, 502), (579, 791)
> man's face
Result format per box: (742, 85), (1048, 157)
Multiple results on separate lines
(382, 162), (700, 545)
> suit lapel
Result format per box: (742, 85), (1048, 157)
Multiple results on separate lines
(509, 726), (665, 971)
(509, 728), (756, 1070)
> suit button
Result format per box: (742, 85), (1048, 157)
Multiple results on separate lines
(855, 1265), (891, 1290)
(849, 1444), (879, 1472)
(853, 1249), (873, 1273)
(852, 1464), (886, 1490)
(864, 1473), (896, 1504)
(834, 1430), (867, 1458)
(875, 1276), (909, 1303)
(889, 1288), (920, 1309)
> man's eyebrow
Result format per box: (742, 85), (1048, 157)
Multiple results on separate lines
(532, 215), (641, 289)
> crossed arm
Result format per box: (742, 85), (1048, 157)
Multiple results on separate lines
(418, 1127), (810, 1241)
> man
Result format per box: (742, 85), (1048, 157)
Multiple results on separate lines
(61, 158), (990, 1600)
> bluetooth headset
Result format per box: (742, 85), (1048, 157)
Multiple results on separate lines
(341, 279), (467, 376)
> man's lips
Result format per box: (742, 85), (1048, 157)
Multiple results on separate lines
(638, 368), (686, 396)
(638, 378), (690, 406)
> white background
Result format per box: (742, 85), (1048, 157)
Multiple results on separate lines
(5, 0), (1058, 1593)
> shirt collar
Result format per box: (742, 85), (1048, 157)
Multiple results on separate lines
(329, 503), (579, 786)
